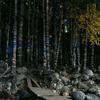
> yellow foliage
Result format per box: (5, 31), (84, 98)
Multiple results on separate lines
(68, 3), (100, 46)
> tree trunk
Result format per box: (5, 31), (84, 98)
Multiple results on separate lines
(83, 4), (89, 71)
(91, 3), (96, 71)
(31, 0), (35, 67)
(0, 0), (1, 59)
(35, 0), (39, 67)
(12, 0), (17, 90)
(55, 1), (63, 69)
(18, 0), (24, 67)
(46, 0), (50, 70)
(27, 0), (31, 67)
(43, 0), (46, 68)
(6, 0), (11, 63)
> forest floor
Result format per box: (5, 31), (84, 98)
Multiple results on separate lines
(0, 64), (100, 100)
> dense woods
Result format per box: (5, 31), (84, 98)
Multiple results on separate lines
(1, 0), (100, 99)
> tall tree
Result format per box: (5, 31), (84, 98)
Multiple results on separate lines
(30, 0), (35, 67)
(46, 0), (50, 70)
(27, 0), (31, 67)
(55, 1), (63, 69)
(18, 0), (24, 67)
(6, 0), (11, 64)
(12, 0), (17, 90)
(0, 0), (1, 59)
(83, 4), (89, 71)
(35, 0), (39, 66)
(91, 3), (96, 70)
(43, 0), (46, 68)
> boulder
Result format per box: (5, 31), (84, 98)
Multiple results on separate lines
(72, 88), (76, 92)
(20, 89), (31, 100)
(87, 86), (98, 93)
(0, 60), (5, 67)
(83, 69), (93, 77)
(78, 83), (87, 89)
(54, 73), (59, 79)
(81, 74), (89, 81)
(62, 86), (69, 92)
(17, 74), (26, 85)
(56, 84), (63, 90)
(61, 71), (66, 76)
(70, 91), (85, 100)
(86, 93), (100, 100)
(60, 76), (70, 85)
(17, 67), (27, 74)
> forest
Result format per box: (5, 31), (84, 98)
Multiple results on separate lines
(0, 0), (100, 100)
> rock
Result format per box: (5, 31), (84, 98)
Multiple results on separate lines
(87, 86), (98, 93)
(95, 92), (100, 97)
(17, 81), (21, 85)
(20, 89), (31, 100)
(16, 96), (20, 100)
(50, 82), (57, 89)
(0, 68), (5, 73)
(61, 71), (66, 76)
(81, 74), (89, 81)
(83, 69), (93, 77)
(85, 95), (93, 100)
(72, 88), (76, 92)
(71, 80), (74, 85)
(0, 60), (5, 67)
(6, 82), (12, 91)
(71, 80), (78, 86)
(62, 86), (69, 92)
(70, 91), (85, 100)
(17, 74), (26, 84)
(97, 76), (100, 81)
(52, 89), (56, 93)
(97, 69), (100, 73)
(74, 80), (79, 86)
(72, 74), (79, 79)
(56, 84), (63, 90)
(88, 80), (95, 85)
(60, 76), (70, 85)
(27, 68), (34, 74)
(54, 73), (59, 79)
(78, 83), (87, 89)
(63, 91), (69, 96)
(86, 93), (100, 100)
(17, 67), (27, 74)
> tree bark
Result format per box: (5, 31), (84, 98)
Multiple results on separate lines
(18, 0), (24, 67)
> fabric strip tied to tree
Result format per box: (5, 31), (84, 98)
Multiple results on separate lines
(7, 45), (11, 54)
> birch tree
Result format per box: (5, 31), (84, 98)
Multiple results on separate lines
(12, 0), (17, 90)
(27, 0), (31, 67)
(18, 0), (24, 67)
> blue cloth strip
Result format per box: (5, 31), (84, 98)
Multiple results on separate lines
(19, 44), (23, 48)
(28, 42), (31, 49)
(19, 26), (23, 28)
(84, 44), (88, 47)
(58, 46), (60, 49)
(44, 47), (46, 50)
(92, 45), (95, 47)
(77, 44), (80, 48)
(7, 45), (11, 54)
(13, 43), (17, 49)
